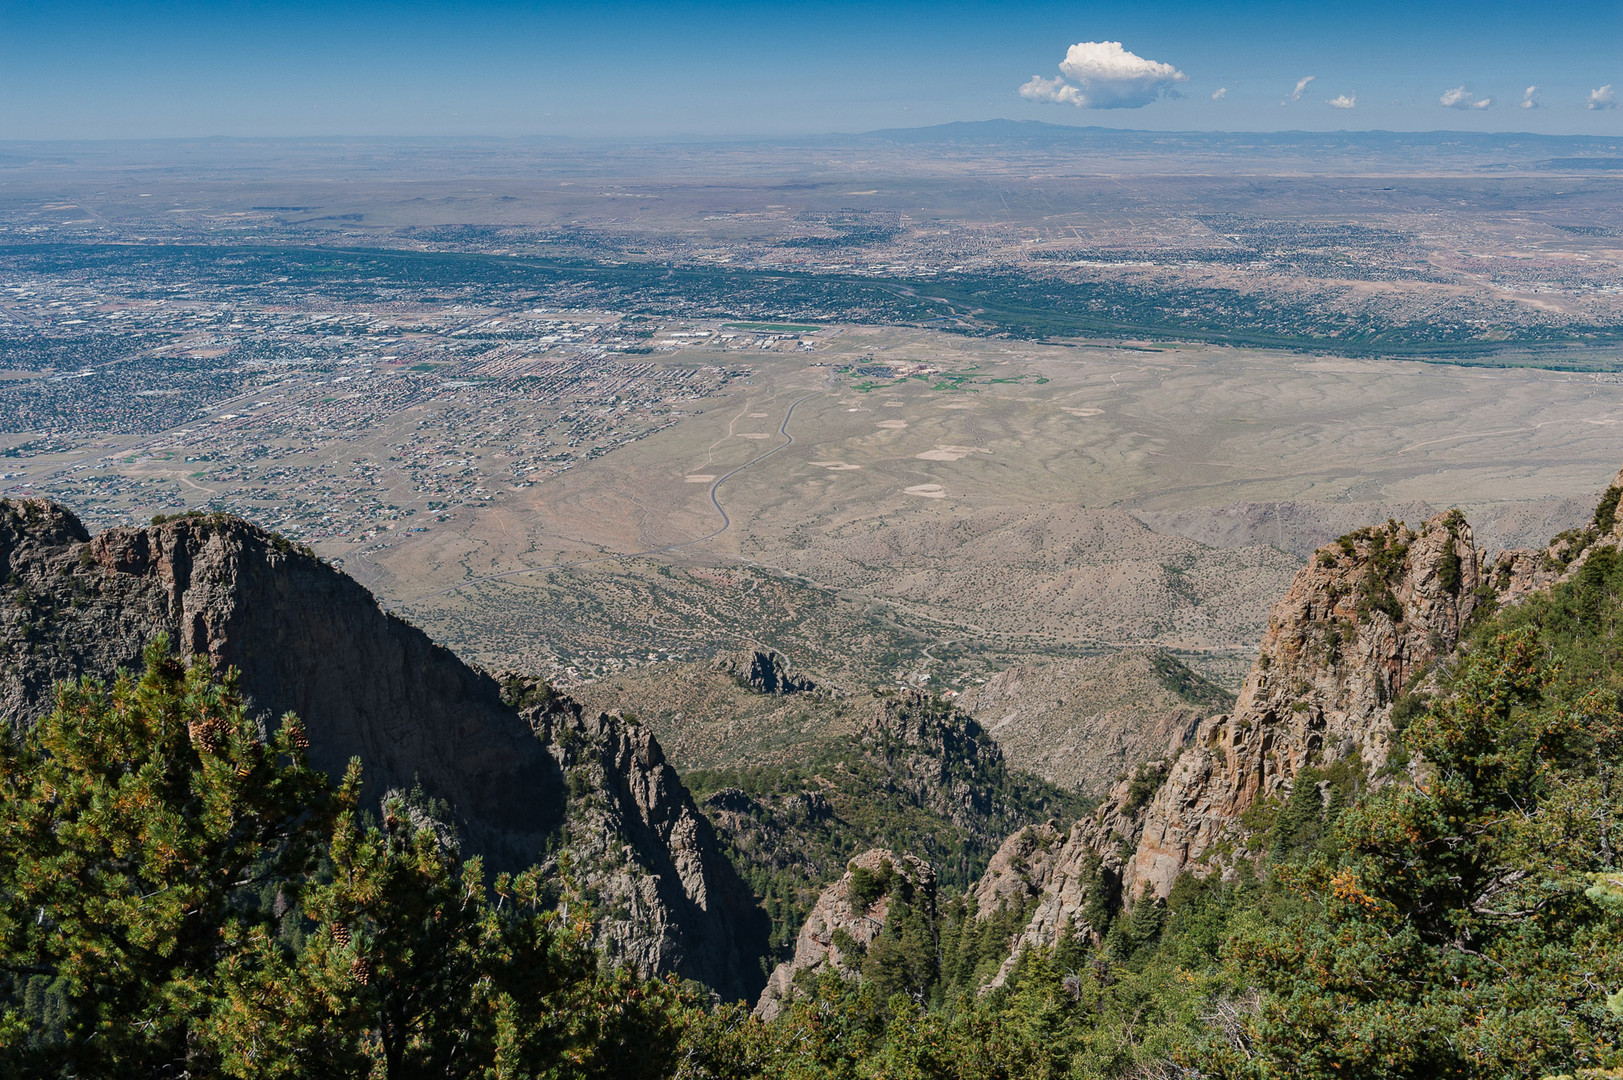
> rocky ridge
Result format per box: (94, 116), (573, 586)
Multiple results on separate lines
(755, 849), (936, 1020)
(517, 683), (769, 1000)
(1122, 509), (1482, 899)
(950, 507), (1489, 979)
(0, 501), (767, 1001)
(713, 648), (817, 695)
(692, 689), (1086, 973)
(0, 501), (555, 870)
(1489, 469), (1623, 604)
(956, 476), (1623, 985)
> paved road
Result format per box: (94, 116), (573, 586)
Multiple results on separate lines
(415, 388), (823, 599)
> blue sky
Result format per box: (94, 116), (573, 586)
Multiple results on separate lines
(1, 1), (1619, 139)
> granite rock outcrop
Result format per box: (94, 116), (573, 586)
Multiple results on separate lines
(714, 648), (817, 695)
(755, 849), (936, 1019)
(0, 501), (768, 1000)
(1490, 469), (1623, 603)
(1122, 510), (1482, 900)
(0, 501), (556, 870)
(960, 509), (1487, 979)
(520, 687), (769, 1001)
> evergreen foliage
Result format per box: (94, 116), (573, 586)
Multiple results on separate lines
(0, 639), (329, 1076)
(684, 704), (1091, 968)
(9, 498), (1623, 1076)
(1212, 598), (1623, 1076)
(0, 642), (696, 1078)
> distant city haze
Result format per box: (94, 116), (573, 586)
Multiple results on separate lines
(2, 0), (1619, 139)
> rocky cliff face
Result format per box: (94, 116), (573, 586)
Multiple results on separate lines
(755, 849), (936, 1020)
(686, 688), (1085, 985)
(0, 501), (767, 1000)
(859, 690), (1013, 829)
(955, 510), (1487, 979)
(520, 688), (769, 1002)
(969, 779), (1142, 988)
(0, 500), (558, 871)
(969, 821), (1069, 917)
(1490, 469), (1623, 603)
(1122, 510), (1482, 899)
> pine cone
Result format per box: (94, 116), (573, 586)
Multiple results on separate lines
(330, 923), (352, 947)
(350, 956), (372, 985)
(188, 716), (227, 753)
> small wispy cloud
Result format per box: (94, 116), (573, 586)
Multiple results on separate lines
(1326, 93), (1356, 110)
(1285, 75), (1316, 104)
(1590, 85), (1617, 110)
(1440, 86), (1492, 110)
(1211, 87), (1228, 100)
(1018, 41), (1187, 109)
(1521, 86), (1539, 110)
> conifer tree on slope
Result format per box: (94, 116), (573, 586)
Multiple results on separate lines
(0, 640), (330, 1076)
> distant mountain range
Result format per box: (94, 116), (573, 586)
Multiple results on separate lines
(2, 119), (1620, 159)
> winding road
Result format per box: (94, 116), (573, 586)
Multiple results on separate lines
(415, 388), (823, 599)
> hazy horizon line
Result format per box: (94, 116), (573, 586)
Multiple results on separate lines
(2, 118), (1621, 148)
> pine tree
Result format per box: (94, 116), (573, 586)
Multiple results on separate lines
(1214, 626), (1623, 1079)
(204, 770), (692, 1079)
(0, 638), (331, 1076)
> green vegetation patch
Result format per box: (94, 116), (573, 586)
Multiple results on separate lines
(685, 693), (1090, 970)
(723, 321), (821, 333)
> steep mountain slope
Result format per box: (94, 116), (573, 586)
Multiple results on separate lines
(515, 682), (769, 999)
(948, 477), (1623, 980)
(954, 649), (1229, 795)
(754, 849), (937, 1020)
(1123, 508), (1482, 899)
(0, 500), (767, 1000)
(0, 501), (554, 870)
(688, 689), (1090, 967)
(835, 505), (1485, 982)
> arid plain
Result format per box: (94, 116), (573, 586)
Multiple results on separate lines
(4, 130), (1623, 696)
(375, 324), (1623, 689)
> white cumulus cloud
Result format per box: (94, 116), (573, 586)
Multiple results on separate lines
(1590, 85), (1617, 110)
(1211, 87), (1228, 100)
(1326, 93), (1357, 110)
(1521, 86), (1539, 110)
(1019, 75), (1085, 106)
(1288, 75), (1316, 102)
(1019, 40), (1187, 109)
(1440, 86), (1492, 110)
